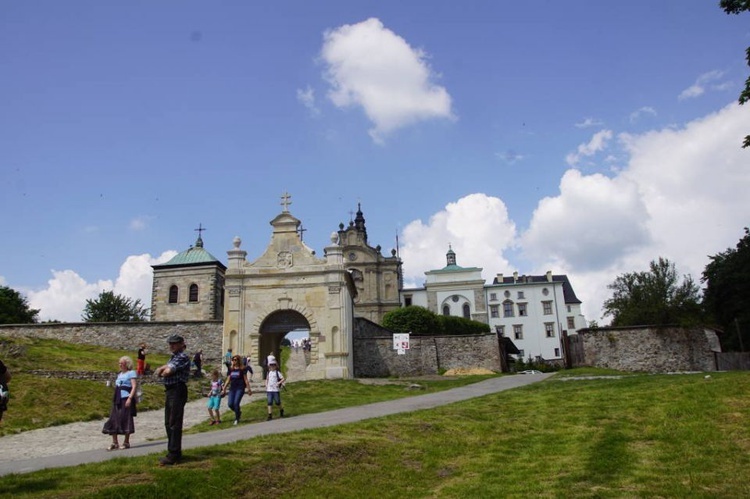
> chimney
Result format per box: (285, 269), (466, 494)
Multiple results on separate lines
(496, 273), (503, 283)
(546, 270), (552, 282)
(513, 271), (518, 282)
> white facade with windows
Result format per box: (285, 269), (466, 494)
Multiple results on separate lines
(401, 249), (586, 362)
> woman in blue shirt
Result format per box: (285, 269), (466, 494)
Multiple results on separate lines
(102, 356), (138, 450)
(221, 355), (251, 425)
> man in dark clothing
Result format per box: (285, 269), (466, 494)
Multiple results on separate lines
(154, 335), (190, 465)
(0, 359), (10, 423)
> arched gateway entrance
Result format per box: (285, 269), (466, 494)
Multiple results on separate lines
(259, 310), (310, 374)
(222, 199), (356, 380)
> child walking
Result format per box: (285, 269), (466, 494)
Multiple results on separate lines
(265, 355), (285, 420)
(206, 369), (223, 425)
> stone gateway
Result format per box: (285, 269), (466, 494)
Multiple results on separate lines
(223, 200), (356, 380)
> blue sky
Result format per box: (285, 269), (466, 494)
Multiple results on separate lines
(1, 1), (748, 323)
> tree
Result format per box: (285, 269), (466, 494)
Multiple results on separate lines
(82, 291), (149, 322)
(603, 257), (703, 327)
(0, 286), (39, 324)
(702, 227), (750, 351)
(720, 0), (750, 147)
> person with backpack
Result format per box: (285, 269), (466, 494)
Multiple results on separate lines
(265, 355), (285, 420)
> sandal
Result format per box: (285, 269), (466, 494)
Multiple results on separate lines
(107, 443), (119, 451)
(120, 442), (130, 449)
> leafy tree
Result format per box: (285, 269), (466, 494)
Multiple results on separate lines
(720, 0), (750, 147)
(0, 285), (39, 324)
(702, 227), (750, 351)
(82, 291), (149, 322)
(382, 306), (440, 335)
(603, 257), (703, 326)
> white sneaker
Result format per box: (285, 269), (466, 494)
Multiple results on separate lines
(233, 420), (238, 426)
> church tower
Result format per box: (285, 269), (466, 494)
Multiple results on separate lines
(337, 203), (402, 323)
(151, 228), (226, 321)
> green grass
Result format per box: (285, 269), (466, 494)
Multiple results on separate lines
(0, 336), (200, 436)
(3, 337), (750, 497)
(2, 371), (750, 497)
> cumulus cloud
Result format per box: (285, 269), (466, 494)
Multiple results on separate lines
(320, 18), (454, 143)
(678, 70), (729, 100)
(399, 194), (516, 287)
(522, 169), (651, 271)
(399, 103), (748, 324)
(296, 85), (320, 116)
(523, 102), (750, 321)
(565, 129), (613, 166)
(27, 251), (176, 322)
(575, 117), (603, 128)
(629, 106), (657, 123)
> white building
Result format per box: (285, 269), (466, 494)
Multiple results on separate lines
(401, 247), (586, 362)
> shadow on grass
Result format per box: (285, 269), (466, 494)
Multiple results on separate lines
(585, 422), (633, 485)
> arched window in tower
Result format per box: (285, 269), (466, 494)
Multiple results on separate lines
(169, 285), (178, 304)
(462, 303), (471, 319)
(443, 304), (450, 316)
(189, 284), (199, 302)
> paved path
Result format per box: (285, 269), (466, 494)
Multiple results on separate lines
(0, 373), (553, 477)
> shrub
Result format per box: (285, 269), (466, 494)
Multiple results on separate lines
(382, 306), (440, 335)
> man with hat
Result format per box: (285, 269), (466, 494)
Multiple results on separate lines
(154, 334), (190, 465)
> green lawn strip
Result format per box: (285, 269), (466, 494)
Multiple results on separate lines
(3, 372), (750, 498)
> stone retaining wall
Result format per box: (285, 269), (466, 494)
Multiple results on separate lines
(572, 326), (721, 372)
(0, 321), (223, 362)
(353, 334), (501, 377)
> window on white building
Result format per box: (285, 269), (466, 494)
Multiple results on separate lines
(513, 324), (523, 340)
(404, 295), (412, 306)
(490, 305), (499, 318)
(517, 349), (525, 358)
(463, 303), (471, 319)
(503, 301), (514, 317)
(490, 292), (497, 301)
(443, 305), (450, 316)
(518, 303), (527, 316)
(554, 348), (560, 357)
(518, 291), (525, 299)
(495, 325), (505, 335)
(545, 323), (555, 338)
(567, 305), (571, 313)
(542, 301), (552, 315)
(567, 317), (576, 330)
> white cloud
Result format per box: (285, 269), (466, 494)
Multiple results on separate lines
(496, 149), (524, 164)
(678, 70), (728, 100)
(575, 117), (603, 128)
(399, 103), (748, 325)
(565, 129), (613, 166)
(27, 251), (176, 322)
(399, 194), (516, 287)
(320, 17), (454, 143)
(629, 106), (657, 123)
(523, 102), (750, 322)
(129, 216), (152, 231)
(296, 85), (320, 116)
(0, 275), (6, 286)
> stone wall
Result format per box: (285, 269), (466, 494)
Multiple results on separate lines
(0, 321), (224, 362)
(353, 333), (501, 377)
(572, 326), (721, 372)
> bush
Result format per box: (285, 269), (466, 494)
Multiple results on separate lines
(437, 315), (491, 335)
(382, 306), (439, 335)
(382, 306), (491, 336)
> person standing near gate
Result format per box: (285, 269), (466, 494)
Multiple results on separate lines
(154, 334), (190, 466)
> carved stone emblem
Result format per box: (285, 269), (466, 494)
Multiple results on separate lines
(277, 251), (293, 269)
